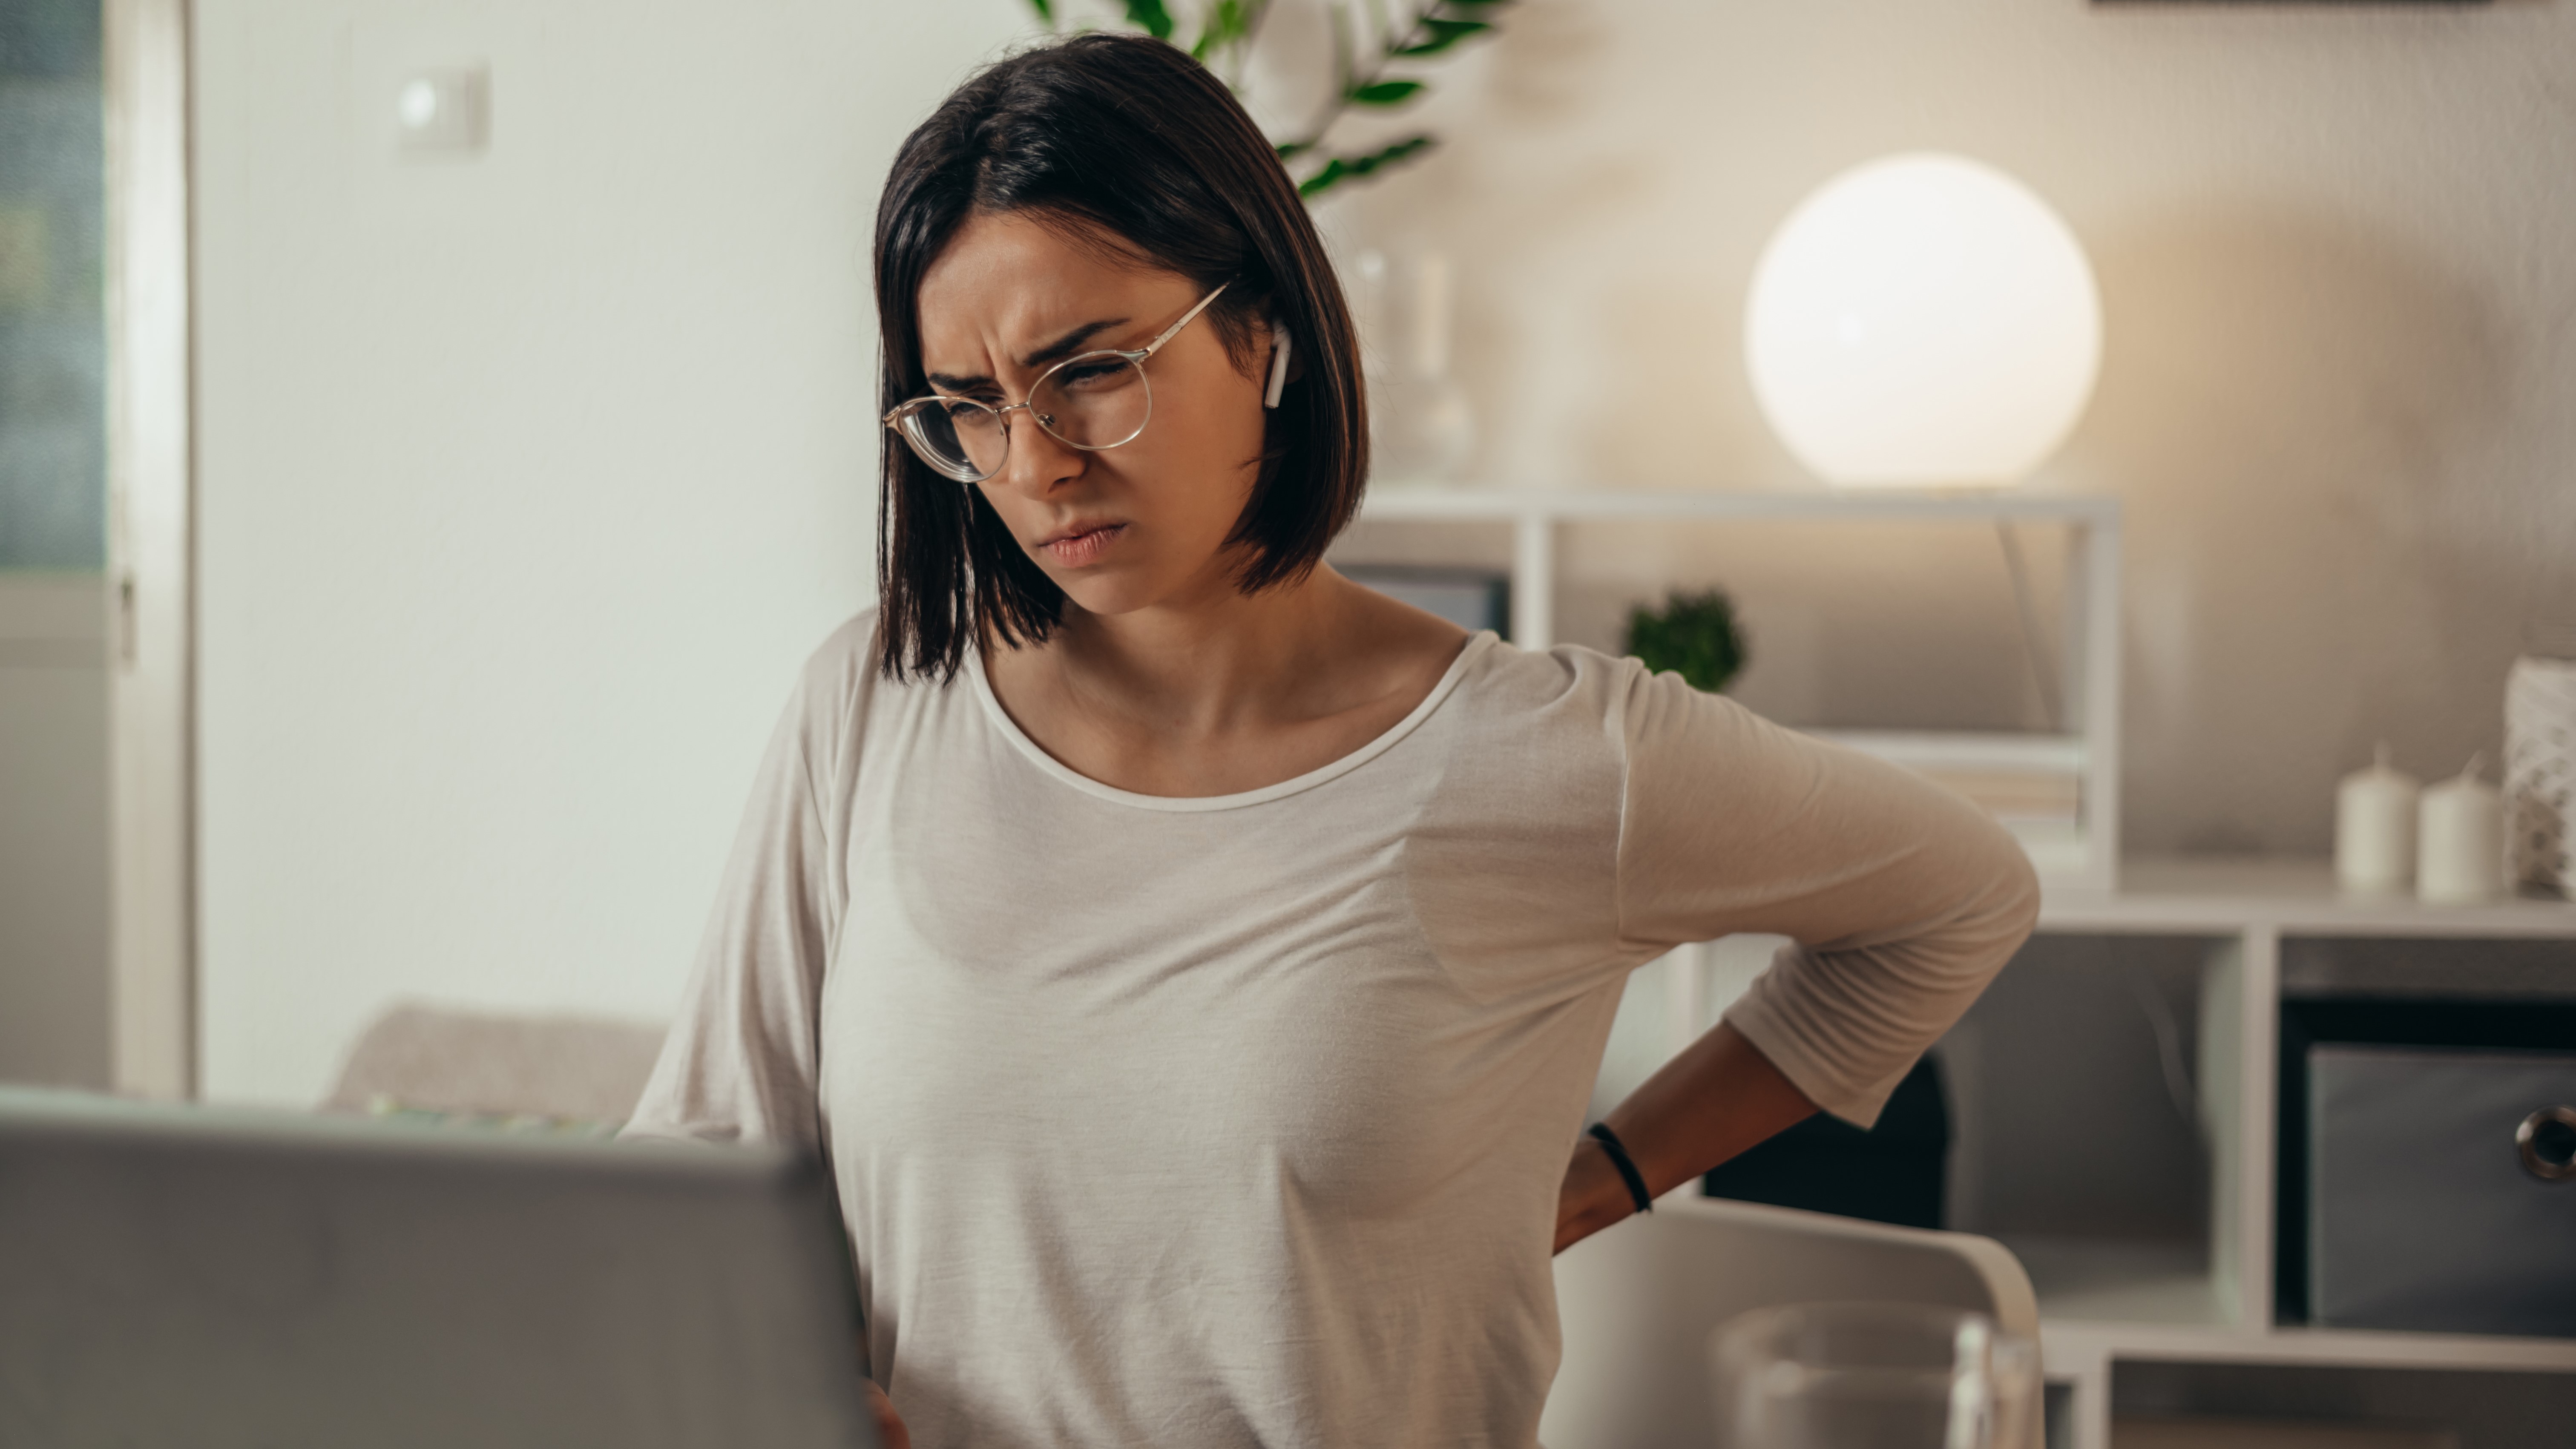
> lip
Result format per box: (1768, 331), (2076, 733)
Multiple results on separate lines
(1036, 520), (1128, 567)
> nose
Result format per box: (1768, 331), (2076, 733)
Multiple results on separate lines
(992, 406), (1085, 498)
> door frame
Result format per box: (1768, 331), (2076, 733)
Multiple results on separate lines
(105, 0), (195, 1098)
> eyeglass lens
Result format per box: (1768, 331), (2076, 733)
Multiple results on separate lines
(900, 351), (1153, 483)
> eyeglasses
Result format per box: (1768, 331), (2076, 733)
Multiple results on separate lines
(884, 284), (1229, 485)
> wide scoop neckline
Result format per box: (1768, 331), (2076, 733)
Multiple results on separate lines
(966, 630), (1498, 813)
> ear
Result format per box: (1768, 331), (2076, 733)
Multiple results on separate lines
(1264, 316), (1293, 409)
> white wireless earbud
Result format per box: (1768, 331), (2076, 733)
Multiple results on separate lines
(1264, 319), (1292, 409)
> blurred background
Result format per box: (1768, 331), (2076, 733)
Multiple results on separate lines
(2, 0), (2571, 1106)
(9, 8), (2576, 1440)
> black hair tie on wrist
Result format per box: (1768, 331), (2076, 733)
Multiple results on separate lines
(1587, 1122), (1654, 1216)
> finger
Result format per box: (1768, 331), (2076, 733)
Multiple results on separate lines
(863, 1379), (913, 1449)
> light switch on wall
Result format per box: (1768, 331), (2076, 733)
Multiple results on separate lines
(396, 66), (488, 155)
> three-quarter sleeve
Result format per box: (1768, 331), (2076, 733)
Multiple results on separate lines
(1613, 665), (2041, 1127)
(622, 616), (873, 1148)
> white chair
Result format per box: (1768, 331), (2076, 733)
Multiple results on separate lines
(322, 1002), (669, 1126)
(1540, 1193), (2042, 1449)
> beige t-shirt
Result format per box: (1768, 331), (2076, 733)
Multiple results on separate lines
(625, 609), (2038, 1449)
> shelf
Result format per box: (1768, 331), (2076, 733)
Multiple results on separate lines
(1358, 486), (2122, 525)
(2041, 857), (2576, 938)
(1811, 729), (2087, 774)
(2047, 1323), (2576, 1449)
(2010, 1236), (2229, 1328)
(1812, 730), (2090, 867)
(2043, 1319), (2576, 1374)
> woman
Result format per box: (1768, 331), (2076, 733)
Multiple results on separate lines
(627, 32), (2038, 1449)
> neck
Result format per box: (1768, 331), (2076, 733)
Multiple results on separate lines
(1042, 564), (1353, 737)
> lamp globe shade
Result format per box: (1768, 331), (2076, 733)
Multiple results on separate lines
(1745, 152), (2101, 489)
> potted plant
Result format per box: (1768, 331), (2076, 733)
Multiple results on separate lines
(1023, 0), (1507, 200)
(1623, 589), (1748, 694)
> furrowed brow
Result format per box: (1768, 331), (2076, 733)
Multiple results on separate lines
(1023, 317), (1128, 369)
(922, 317), (1131, 394)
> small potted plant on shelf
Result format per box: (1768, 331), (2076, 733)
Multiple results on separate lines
(1623, 589), (1748, 694)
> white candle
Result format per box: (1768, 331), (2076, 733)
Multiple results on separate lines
(2336, 743), (2418, 894)
(2419, 755), (2506, 904)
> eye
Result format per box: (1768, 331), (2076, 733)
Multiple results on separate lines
(1050, 356), (1135, 391)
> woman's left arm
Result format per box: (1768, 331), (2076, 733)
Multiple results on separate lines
(1555, 1021), (1814, 1251)
(1557, 667), (2041, 1253)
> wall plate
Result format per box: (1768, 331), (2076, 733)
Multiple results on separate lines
(396, 67), (488, 155)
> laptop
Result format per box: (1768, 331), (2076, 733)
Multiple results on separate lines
(0, 1087), (881, 1449)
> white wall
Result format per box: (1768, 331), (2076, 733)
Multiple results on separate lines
(1317, 0), (2576, 857)
(193, 0), (1029, 1104)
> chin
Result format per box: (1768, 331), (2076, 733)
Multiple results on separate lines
(1048, 573), (1162, 619)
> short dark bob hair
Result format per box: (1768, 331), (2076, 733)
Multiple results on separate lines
(872, 33), (1368, 682)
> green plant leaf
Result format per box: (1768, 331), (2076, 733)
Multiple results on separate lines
(1299, 134), (1436, 198)
(1622, 589), (1749, 695)
(1192, 0), (1246, 59)
(1348, 78), (1426, 106)
(1275, 139), (1314, 160)
(1124, 0), (1176, 40)
(1393, 17), (1490, 56)
(1024, 0), (1054, 19)
(1297, 158), (1349, 198)
(1346, 134), (1435, 174)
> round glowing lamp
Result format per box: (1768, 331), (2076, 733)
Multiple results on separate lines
(1745, 153), (2101, 489)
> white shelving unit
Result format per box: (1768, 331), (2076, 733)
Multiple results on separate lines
(2025, 860), (2576, 1449)
(1638, 863), (2576, 1448)
(1598, 883), (2576, 1449)
(1354, 488), (2125, 888)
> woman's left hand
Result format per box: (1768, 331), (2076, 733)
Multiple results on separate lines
(1553, 1135), (1640, 1254)
(864, 1377), (912, 1449)
(1553, 1024), (1821, 1255)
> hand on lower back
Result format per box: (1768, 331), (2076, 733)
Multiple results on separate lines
(865, 1378), (912, 1449)
(1554, 1022), (1820, 1254)
(1554, 1137), (1639, 1253)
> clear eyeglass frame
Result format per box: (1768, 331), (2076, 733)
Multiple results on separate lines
(883, 283), (1229, 485)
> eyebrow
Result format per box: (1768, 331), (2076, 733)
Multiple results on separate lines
(924, 316), (1131, 391)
